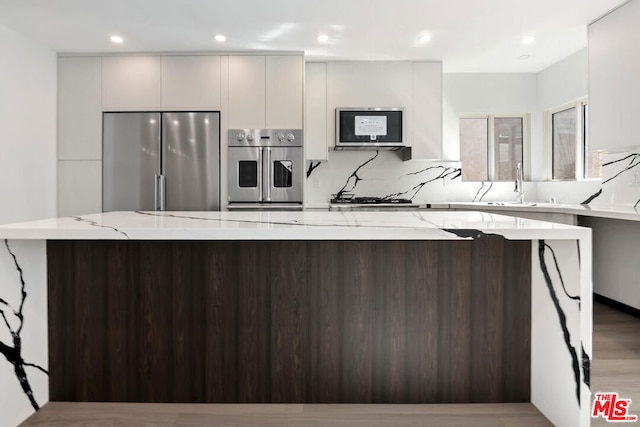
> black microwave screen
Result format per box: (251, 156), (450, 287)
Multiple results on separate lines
(338, 110), (402, 143)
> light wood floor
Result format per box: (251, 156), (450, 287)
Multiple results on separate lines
(19, 301), (639, 427)
(591, 301), (640, 427)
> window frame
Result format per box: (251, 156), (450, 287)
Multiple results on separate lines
(459, 113), (530, 182)
(546, 98), (598, 181)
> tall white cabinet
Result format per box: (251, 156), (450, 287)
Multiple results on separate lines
(305, 63), (328, 161)
(589, 0), (640, 152)
(57, 57), (103, 216)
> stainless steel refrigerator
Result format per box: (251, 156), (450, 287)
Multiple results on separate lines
(103, 112), (220, 212)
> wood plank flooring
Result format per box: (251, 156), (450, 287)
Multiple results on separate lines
(20, 403), (551, 426)
(591, 301), (640, 427)
(20, 300), (639, 426)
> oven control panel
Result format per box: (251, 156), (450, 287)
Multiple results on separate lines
(229, 129), (302, 147)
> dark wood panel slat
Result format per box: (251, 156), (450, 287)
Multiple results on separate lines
(105, 241), (139, 401)
(47, 239), (531, 404)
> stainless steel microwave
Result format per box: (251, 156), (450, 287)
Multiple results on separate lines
(335, 107), (405, 150)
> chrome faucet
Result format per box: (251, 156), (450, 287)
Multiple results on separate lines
(514, 162), (524, 204)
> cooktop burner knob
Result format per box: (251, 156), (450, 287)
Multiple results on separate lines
(276, 133), (285, 142)
(246, 134), (255, 142)
(236, 132), (245, 141)
(287, 133), (295, 142)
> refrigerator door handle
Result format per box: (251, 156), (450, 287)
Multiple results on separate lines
(155, 174), (166, 211)
(264, 147), (272, 202)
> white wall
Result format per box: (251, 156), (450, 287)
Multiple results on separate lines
(536, 49), (588, 181)
(443, 73), (538, 162)
(0, 25), (57, 225)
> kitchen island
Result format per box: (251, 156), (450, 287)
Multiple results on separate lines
(0, 211), (592, 426)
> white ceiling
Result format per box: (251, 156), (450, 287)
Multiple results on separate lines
(0, 0), (628, 72)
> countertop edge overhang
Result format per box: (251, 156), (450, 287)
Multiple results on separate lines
(0, 210), (590, 241)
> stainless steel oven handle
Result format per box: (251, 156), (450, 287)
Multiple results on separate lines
(264, 147), (272, 202)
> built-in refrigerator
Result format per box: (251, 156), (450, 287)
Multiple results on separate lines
(103, 112), (220, 211)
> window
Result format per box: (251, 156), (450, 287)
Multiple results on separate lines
(549, 99), (602, 180)
(460, 114), (527, 181)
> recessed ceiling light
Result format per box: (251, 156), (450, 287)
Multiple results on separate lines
(521, 35), (535, 44)
(110, 35), (124, 44)
(418, 34), (432, 43)
(518, 54), (531, 60)
(214, 34), (226, 42)
(317, 34), (329, 43)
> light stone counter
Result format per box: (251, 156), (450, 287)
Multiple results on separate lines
(0, 211), (593, 427)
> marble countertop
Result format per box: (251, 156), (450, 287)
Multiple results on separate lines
(0, 210), (589, 241)
(437, 202), (640, 221)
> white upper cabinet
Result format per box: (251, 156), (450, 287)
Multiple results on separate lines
(589, 0), (640, 152)
(266, 55), (304, 129)
(305, 63), (328, 161)
(58, 57), (102, 160)
(102, 56), (161, 110)
(228, 56), (266, 129)
(228, 55), (304, 130)
(412, 62), (443, 160)
(161, 56), (222, 110)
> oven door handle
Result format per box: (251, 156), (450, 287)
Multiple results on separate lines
(263, 147), (271, 202)
(258, 148), (264, 202)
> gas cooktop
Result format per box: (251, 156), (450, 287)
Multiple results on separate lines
(330, 196), (414, 204)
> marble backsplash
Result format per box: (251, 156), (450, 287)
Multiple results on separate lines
(306, 150), (640, 208)
(305, 150), (538, 206)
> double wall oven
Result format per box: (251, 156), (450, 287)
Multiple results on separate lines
(227, 129), (303, 210)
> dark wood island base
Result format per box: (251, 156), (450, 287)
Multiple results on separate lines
(47, 239), (531, 404)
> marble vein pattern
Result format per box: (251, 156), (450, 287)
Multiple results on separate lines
(441, 228), (506, 240)
(381, 165), (462, 200)
(71, 215), (131, 239)
(0, 240), (48, 411)
(472, 181), (494, 202)
(306, 161), (322, 178)
(537, 240), (586, 405)
(334, 150), (380, 199)
(580, 152), (640, 206)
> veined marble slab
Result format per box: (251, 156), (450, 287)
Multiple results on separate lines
(441, 202), (640, 222)
(0, 210), (593, 427)
(0, 210), (589, 241)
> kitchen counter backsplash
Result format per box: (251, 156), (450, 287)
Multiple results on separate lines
(308, 150), (640, 208)
(538, 151), (640, 207)
(305, 150), (538, 206)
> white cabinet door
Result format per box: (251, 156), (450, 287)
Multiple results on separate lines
(266, 55), (303, 129)
(161, 56), (221, 110)
(589, 0), (640, 152)
(228, 56), (266, 129)
(102, 56), (161, 110)
(305, 63), (328, 161)
(58, 57), (102, 160)
(58, 160), (103, 216)
(412, 62), (443, 160)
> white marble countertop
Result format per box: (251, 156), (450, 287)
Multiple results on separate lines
(436, 202), (640, 221)
(0, 210), (590, 241)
